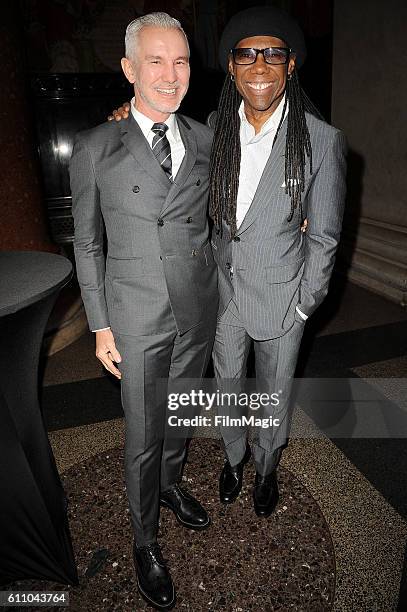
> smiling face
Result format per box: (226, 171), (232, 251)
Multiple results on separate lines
(229, 35), (296, 128)
(121, 26), (190, 122)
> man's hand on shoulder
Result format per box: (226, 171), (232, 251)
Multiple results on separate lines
(107, 102), (131, 122)
(95, 329), (122, 379)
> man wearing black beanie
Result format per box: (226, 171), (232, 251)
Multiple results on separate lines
(210, 6), (347, 517)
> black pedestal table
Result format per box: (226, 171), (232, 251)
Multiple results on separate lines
(0, 252), (78, 586)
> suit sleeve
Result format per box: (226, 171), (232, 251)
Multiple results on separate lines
(298, 130), (347, 317)
(69, 134), (110, 331)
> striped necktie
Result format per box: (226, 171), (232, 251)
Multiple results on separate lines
(151, 122), (173, 181)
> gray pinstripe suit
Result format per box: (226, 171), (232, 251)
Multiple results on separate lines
(70, 114), (218, 545)
(211, 112), (347, 474)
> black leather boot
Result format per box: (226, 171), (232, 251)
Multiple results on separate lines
(219, 443), (251, 503)
(133, 542), (175, 610)
(253, 470), (279, 517)
(160, 484), (210, 530)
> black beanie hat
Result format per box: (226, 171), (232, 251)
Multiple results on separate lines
(218, 6), (306, 72)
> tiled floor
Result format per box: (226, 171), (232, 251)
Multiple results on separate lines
(46, 412), (407, 611)
(13, 278), (407, 610)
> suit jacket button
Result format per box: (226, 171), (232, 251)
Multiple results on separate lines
(233, 236), (240, 242)
(191, 249), (198, 256)
(132, 185), (140, 193)
(157, 218), (164, 226)
(196, 179), (201, 186)
(186, 216), (193, 223)
(226, 262), (231, 269)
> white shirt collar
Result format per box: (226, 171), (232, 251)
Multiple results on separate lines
(130, 97), (180, 142)
(238, 94), (288, 143)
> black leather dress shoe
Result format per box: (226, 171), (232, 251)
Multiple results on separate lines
(253, 470), (279, 517)
(160, 484), (210, 530)
(133, 542), (175, 610)
(219, 444), (251, 504)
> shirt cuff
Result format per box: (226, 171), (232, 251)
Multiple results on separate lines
(295, 306), (308, 321)
(92, 327), (111, 332)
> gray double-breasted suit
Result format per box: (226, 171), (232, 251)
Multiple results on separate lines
(70, 113), (218, 545)
(211, 112), (347, 474)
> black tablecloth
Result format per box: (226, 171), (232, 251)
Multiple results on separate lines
(0, 252), (78, 586)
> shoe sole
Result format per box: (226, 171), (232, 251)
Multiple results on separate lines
(136, 576), (176, 611)
(159, 500), (211, 531)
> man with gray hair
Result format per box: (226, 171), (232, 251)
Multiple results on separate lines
(70, 12), (218, 610)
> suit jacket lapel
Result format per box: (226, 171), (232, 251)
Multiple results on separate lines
(120, 115), (170, 190)
(237, 118), (287, 234)
(160, 114), (198, 214)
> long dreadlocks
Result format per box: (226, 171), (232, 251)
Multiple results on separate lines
(209, 68), (323, 238)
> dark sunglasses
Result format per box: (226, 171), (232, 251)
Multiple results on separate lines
(231, 47), (290, 65)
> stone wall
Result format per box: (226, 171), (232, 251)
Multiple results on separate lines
(331, 0), (407, 305)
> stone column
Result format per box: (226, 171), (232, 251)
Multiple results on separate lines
(0, 5), (55, 252)
(331, 0), (407, 305)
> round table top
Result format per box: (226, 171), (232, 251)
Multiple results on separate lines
(0, 251), (73, 317)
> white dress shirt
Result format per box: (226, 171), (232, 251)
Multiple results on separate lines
(130, 98), (185, 179)
(93, 101), (186, 332)
(236, 95), (287, 228)
(235, 96), (308, 321)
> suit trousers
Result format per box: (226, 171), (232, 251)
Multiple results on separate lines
(114, 320), (214, 546)
(212, 298), (305, 476)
